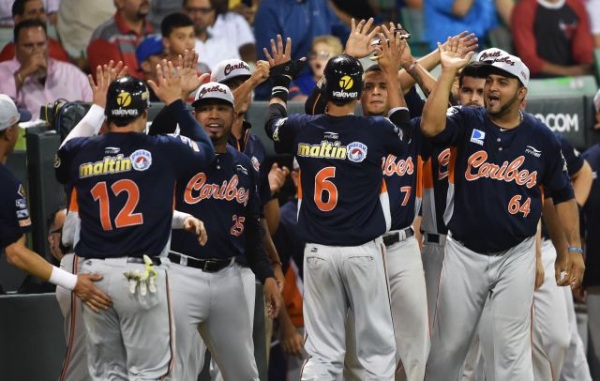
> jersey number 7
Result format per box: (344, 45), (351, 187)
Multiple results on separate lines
(91, 179), (144, 230)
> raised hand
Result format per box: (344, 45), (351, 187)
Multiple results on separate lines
(177, 49), (206, 95)
(345, 18), (380, 59)
(268, 162), (290, 194)
(263, 34), (292, 68)
(88, 61), (121, 108)
(438, 35), (474, 72)
(249, 60), (270, 87)
(147, 60), (184, 105)
(373, 24), (407, 74)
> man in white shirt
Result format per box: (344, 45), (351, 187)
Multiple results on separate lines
(209, 0), (256, 65)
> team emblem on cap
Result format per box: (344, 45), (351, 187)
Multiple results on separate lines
(130, 149), (152, 171)
(347, 142), (368, 163)
(339, 75), (354, 90)
(117, 92), (133, 107)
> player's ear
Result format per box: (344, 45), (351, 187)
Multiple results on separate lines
(517, 86), (527, 101)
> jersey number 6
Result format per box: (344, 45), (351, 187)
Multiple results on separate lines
(91, 179), (144, 231)
(314, 167), (338, 212)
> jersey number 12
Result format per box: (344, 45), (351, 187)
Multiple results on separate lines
(91, 179), (144, 230)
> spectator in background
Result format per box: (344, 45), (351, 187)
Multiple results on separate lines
(512, 0), (594, 78)
(423, 0), (498, 50)
(291, 35), (343, 101)
(229, 0), (258, 25)
(210, 0), (257, 65)
(160, 13), (210, 75)
(0, 19), (91, 119)
(585, 0), (600, 47)
(0, 0), (59, 27)
(253, 0), (349, 100)
(0, 0), (68, 63)
(147, 0), (180, 30)
(57, 0), (115, 65)
(182, 0), (239, 70)
(135, 34), (163, 101)
(87, 0), (153, 79)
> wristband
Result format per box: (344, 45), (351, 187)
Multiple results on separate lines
(568, 247), (584, 254)
(270, 75), (291, 102)
(49, 266), (78, 290)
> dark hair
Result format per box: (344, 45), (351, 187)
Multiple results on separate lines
(364, 64), (382, 74)
(459, 62), (485, 88)
(161, 12), (194, 38)
(13, 18), (46, 43)
(11, 0), (39, 17)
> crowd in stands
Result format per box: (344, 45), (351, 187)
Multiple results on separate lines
(1, 0), (600, 380)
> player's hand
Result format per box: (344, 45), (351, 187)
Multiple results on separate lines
(345, 18), (380, 59)
(263, 277), (282, 318)
(535, 254), (545, 290)
(249, 60), (270, 87)
(438, 35), (474, 73)
(183, 216), (208, 246)
(74, 273), (112, 313)
(280, 318), (304, 356)
(372, 23), (407, 73)
(88, 61), (122, 108)
(177, 49), (208, 96)
(555, 250), (585, 289)
(147, 60), (184, 106)
(268, 162), (290, 194)
(439, 31), (478, 61)
(264, 34), (292, 68)
(19, 51), (47, 78)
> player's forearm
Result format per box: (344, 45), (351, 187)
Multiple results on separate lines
(60, 104), (105, 148)
(148, 105), (177, 136)
(265, 103), (288, 140)
(421, 68), (455, 137)
(263, 200), (280, 236)
(398, 61), (436, 98)
(170, 99), (215, 162)
(555, 198), (582, 249)
(262, 218), (282, 264)
(171, 210), (193, 229)
(571, 161), (593, 206)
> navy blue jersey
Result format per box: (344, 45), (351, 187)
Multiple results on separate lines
(229, 122), (272, 208)
(171, 145), (261, 260)
(266, 107), (409, 246)
(433, 107), (573, 253)
(272, 198), (304, 278)
(0, 164), (31, 249)
(582, 144), (600, 287)
(383, 119), (425, 230)
(55, 132), (212, 259)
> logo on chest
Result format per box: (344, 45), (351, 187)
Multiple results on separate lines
(465, 151), (538, 188)
(470, 129), (486, 146)
(382, 155), (414, 177)
(184, 173), (250, 205)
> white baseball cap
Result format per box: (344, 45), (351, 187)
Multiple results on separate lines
(0, 94), (31, 131)
(594, 89), (600, 113)
(476, 48), (509, 62)
(477, 50), (530, 88)
(191, 82), (235, 108)
(210, 59), (252, 84)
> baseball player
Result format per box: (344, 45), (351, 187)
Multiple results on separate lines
(264, 31), (411, 379)
(54, 60), (215, 379)
(167, 82), (280, 381)
(420, 42), (584, 380)
(0, 92), (111, 316)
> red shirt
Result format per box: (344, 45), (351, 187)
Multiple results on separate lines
(0, 38), (69, 63)
(87, 12), (153, 79)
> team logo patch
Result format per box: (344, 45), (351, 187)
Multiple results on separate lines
(251, 157), (260, 172)
(470, 129), (485, 146)
(272, 118), (287, 142)
(324, 131), (339, 140)
(116, 92), (132, 107)
(339, 75), (354, 90)
(17, 183), (26, 198)
(346, 142), (368, 163)
(130, 149), (152, 171)
(525, 145), (541, 158)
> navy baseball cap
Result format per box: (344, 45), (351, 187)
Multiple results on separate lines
(136, 35), (164, 65)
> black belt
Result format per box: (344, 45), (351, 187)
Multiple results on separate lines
(168, 252), (232, 273)
(426, 233), (440, 244)
(383, 227), (414, 247)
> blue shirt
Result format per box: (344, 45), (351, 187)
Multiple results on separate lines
(0, 164), (31, 249)
(424, 0), (498, 49)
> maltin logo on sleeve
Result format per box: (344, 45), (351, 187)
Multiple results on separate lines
(470, 129), (485, 146)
